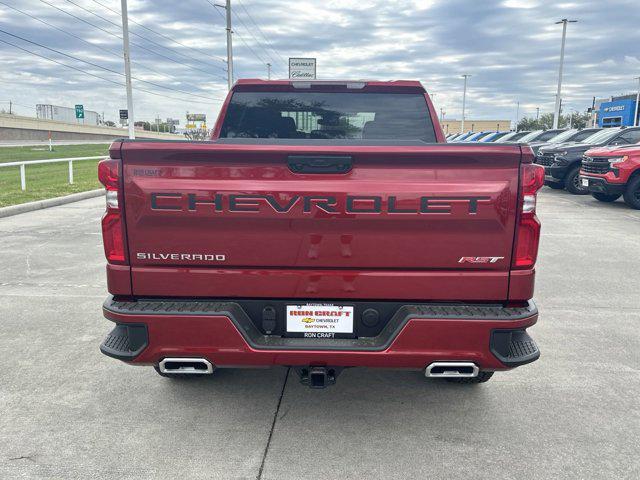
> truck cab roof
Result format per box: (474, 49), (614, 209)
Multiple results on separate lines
(235, 79), (425, 87)
(232, 79), (427, 93)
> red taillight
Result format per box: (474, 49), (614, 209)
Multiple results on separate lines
(512, 163), (544, 269)
(98, 158), (119, 190)
(521, 161), (545, 196)
(102, 210), (125, 263)
(514, 216), (541, 268)
(98, 158), (127, 265)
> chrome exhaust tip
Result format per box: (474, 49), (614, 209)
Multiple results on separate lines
(425, 362), (479, 378)
(158, 357), (214, 374)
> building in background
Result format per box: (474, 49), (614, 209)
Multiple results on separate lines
(440, 119), (511, 135)
(597, 94), (639, 128)
(36, 104), (101, 125)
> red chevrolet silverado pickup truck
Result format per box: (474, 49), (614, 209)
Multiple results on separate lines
(580, 144), (640, 209)
(98, 79), (543, 388)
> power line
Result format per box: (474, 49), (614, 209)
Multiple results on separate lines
(0, 29), (224, 103)
(233, 28), (267, 64)
(236, 0), (287, 66)
(88, 0), (228, 65)
(0, 37), (222, 106)
(0, 28), (222, 102)
(206, 0), (226, 20)
(230, 8), (274, 66)
(205, 0), (282, 72)
(0, 99), (34, 109)
(63, 0), (227, 72)
(0, 1), (169, 80)
(37, 0), (227, 81)
(205, 0), (282, 76)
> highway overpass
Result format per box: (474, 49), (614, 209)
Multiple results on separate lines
(0, 113), (180, 143)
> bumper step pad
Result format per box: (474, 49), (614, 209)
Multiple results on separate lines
(100, 324), (148, 361)
(103, 296), (537, 353)
(490, 329), (540, 366)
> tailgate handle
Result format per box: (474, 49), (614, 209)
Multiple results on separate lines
(287, 155), (352, 174)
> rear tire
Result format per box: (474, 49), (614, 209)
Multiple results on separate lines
(446, 371), (494, 384)
(546, 182), (565, 190)
(623, 175), (640, 210)
(592, 192), (621, 203)
(564, 167), (589, 195)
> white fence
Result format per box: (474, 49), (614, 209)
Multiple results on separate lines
(0, 156), (104, 190)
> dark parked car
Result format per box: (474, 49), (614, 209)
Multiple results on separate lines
(496, 130), (531, 142)
(454, 131), (475, 141)
(463, 131), (493, 142)
(506, 129), (567, 145)
(528, 128), (601, 155)
(536, 127), (640, 194)
(446, 132), (466, 141)
(480, 131), (510, 142)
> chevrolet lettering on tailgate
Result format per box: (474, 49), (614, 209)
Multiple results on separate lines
(150, 193), (492, 215)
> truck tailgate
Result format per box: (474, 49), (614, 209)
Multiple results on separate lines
(121, 142), (522, 301)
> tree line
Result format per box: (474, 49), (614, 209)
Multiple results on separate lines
(517, 111), (592, 131)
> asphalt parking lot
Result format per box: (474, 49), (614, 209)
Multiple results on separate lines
(1, 189), (639, 480)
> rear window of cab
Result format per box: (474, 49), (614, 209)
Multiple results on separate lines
(220, 91), (437, 142)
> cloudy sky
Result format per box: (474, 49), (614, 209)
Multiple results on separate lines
(0, 0), (639, 125)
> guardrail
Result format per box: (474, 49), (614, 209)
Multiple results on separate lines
(0, 156), (105, 190)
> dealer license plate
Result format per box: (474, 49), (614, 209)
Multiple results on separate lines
(581, 178), (589, 187)
(286, 304), (354, 338)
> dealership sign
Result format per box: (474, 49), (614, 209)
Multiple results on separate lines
(186, 113), (206, 122)
(289, 58), (316, 79)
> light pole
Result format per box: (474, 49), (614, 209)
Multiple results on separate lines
(267, 63), (271, 80)
(120, 0), (135, 139)
(225, 0), (233, 89)
(461, 74), (471, 133)
(515, 101), (520, 131)
(552, 19), (577, 129)
(634, 76), (640, 127)
(216, 1), (234, 89)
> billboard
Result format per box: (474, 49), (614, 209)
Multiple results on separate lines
(186, 113), (206, 122)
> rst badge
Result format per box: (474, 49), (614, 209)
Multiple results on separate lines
(458, 256), (504, 264)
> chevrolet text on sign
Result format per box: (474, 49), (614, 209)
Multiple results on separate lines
(289, 57), (316, 79)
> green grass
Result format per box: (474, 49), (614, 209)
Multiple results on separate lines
(0, 144), (109, 207)
(0, 143), (109, 163)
